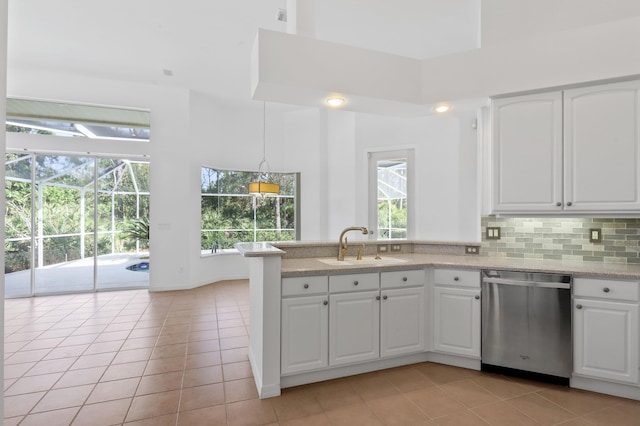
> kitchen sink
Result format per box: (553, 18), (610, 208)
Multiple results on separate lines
(317, 257), (408, 266)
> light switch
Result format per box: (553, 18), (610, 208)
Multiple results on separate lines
(589, 228), (602, 243)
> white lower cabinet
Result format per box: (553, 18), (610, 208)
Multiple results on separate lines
(380, 286), (425, 358)
(433, 283), (481, 358)
(281, 295), (329, 375)
(329, 290), (380, 366)
(573, 298), (639, 384)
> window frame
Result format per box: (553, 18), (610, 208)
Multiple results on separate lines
(367, 149), (414, 240)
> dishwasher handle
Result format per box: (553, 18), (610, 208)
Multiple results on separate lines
(482, 276), (571, 290)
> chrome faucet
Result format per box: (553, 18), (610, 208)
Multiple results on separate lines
(338, 226), (369, 261)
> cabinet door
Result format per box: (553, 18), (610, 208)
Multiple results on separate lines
(329, 291), (380, 366)
(573, 298), (639, 384)
(380, 287), (425, 358)
(564, 81), (640, 212)
(492, 92), (563, 212)
(433, 287), (481, 358)
(281, 295), (328, 375)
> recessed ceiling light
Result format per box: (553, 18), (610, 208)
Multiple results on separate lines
(434, 104), (450, 113)
(162, 69), (174, 77)
(326, 97), (346, 107)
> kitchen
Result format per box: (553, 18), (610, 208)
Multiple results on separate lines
(4, 1), (640, 424)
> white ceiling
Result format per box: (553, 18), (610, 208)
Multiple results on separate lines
(7, 0), (479, 107)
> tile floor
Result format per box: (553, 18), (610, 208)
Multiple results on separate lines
(4, 279), (640, 425)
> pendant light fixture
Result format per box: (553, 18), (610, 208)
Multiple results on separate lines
(248, 101), (280, 196)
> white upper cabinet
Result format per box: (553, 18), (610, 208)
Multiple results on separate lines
(491, 79), (640, 214)
(564, 81), (640, 212)
(492, 92), (563, 212)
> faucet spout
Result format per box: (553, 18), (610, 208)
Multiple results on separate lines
(338, 226), (369, 261)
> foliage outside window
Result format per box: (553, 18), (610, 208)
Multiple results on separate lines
(4, 153), (150, 275)
(376, 159), (408, 239)
(201, 167), (297, 251)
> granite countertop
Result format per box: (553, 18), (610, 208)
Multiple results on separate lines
(281, 253), (640, 280)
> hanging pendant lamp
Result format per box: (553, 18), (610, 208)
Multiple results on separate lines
(249, 101), (280, 196)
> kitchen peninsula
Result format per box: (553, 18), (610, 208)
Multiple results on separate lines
(237, 240), (640, 401)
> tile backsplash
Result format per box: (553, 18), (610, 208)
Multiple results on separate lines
(481, 217), (640, 264)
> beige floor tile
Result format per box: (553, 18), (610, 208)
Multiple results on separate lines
(581, 400), (640, 425)
(70, 351), (117, 370)
(156, 332), (189, 346)
(190, 320), (218, 331)
(349, 371), (402, 401)
(54, 365), (107, 389)
(112, 347), (154, 364)
(220, 335), (249, 350)
(2, 416), (24, 426)
(126, 389), (181, 422)
(123, 413), (177, 426)
(280, 412), (333, 426)
(5, 372), (64, 395)
(441, 379), (502, 408)
(83, 339), (124, 355)
(144, 355), (187, 375)
(226, 398), (279, 426)
(101, 360), (147, 381)
(3, 391), (46, 418)
(270, 388), (324, 422)
(225, 377), (259, 402)
(188, 329), (220, 342)
(24, 356), (77, 376)
(310, 378), (363, 411)
(537, 386), (624, 415)
(137, 370), (184, 395)
(188, 339), (221, 354)
(380, 366), (436, 393)
(4, 361), (36, 379)
(219, 326), (248, 338)
(186, 350), (222, 369)
(416, 363), (481, 385)
(325, 402), (385, 426)
(473, 400), (538, 425)
(32, 383), (94, 412)
(19, 406), (80, 426)
(72, 398), (132, 426)
(433, 409), (489, 425)
(404, 386), (467, 418)
(223, 360), (253, 381)
(4, 348), (51, 365)
(507, 393), (577, 425)
(471, 374), (533, 400)
(121, 336), (157, 351)
(183, 365), (224, 387)
(43, 344), (90, 360)
(177, 405), (227, 426)
(367, 393), (432, 425)
(86, 377), (140, 404)
(179, 383), (225, 412)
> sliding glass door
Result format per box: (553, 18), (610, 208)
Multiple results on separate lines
(4, 153), (150, 297)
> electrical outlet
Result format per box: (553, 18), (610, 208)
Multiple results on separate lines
(486, 227), (501, 240)
(465, 246), (480, 255)
(589, 228), (602, 243)
(391, 244), (402, 252)
(377, 244), (389, 253)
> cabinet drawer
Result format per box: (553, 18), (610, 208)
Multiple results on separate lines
(433, 268), (480, 288)
(330, 273), (379, 293)
(574, 278), (639, 302)
(381, 269), (425, 289)
(282, 276), (328, 297)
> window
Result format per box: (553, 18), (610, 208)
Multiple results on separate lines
(201, 167), (298, 251)
(5, 98), (150, 141)
(368, 149), (413, 240)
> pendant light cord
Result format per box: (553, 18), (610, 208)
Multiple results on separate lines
(262, 101), (267, 162)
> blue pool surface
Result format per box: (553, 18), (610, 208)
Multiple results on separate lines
(127, 262), (149, 272)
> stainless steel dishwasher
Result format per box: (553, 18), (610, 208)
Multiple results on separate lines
(481, 270), (572, 385)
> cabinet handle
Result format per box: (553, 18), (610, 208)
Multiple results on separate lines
(353, 280), (359, 286)
(474, 295), (480, 300)
(603, 287), (610, 293)
(454, 277), (459, 281)
(402, 277), (408, 282)
(383, 295), (388, 300)
(576, 304), (583, 309)
(376, 295), (380, 301)
(567, 202), (573, 206)
(303, 283), (309, 289)
(323, 300), (328, 306)
(556, 202), (562, 207)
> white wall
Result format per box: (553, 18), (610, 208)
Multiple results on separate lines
(353, 111), (480, 241)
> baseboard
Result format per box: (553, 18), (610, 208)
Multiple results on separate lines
(571, 375), (640, 401)
(427, 352), (481, 370)
(249, 347), (281, 398)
